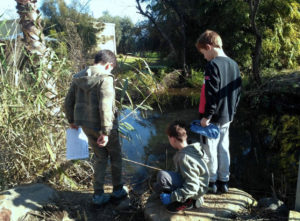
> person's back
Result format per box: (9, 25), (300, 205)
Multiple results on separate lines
(64, 50), (127, 207)
(154, 121), (209, 213)
(195, 30), (241, 194)
(205, 56), (241, 124)
(172, 142), (209, 201)
(65, 66), (116, 130)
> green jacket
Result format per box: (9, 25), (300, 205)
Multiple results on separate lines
(64, 65), (117, 135)
(171, 142), (209, 202)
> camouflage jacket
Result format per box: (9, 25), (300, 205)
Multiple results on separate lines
(64, 65), (117, 135)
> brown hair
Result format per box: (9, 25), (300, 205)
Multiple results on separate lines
(94, 49), (117, 68)
(195, 30), (223, 50)
(166, 120), (187, 142)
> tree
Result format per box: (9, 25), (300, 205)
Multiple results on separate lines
(15, 0), (58, 110)
(259, 1), (300, 69)
(15, 0), (49, 60)
(161, 0), (188, 76)
(41, 0), (99, 69)
(134, 0), (300, 83)
(246, 0), (262, 84)
(136, 0), (177, 59)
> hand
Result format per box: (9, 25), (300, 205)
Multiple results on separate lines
(70, 123), (79, 130)
(97, 134), (109, 147)
(0, 208), (11, 221)
(160, 193), (171, 205)
(201, 118), (210, 127)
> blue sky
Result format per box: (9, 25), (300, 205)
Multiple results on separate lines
(0, 0), (145, 24)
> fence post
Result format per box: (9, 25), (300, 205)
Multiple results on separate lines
(296, 156), (300, 211)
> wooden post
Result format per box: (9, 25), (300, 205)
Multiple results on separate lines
(296, 156), (300, 211)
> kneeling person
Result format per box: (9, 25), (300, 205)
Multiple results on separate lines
(154, 120), (209, 213)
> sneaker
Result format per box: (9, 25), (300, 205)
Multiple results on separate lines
(166, 199), (194, 213)
(194, 196), (204, 208)
(111, 186), (128, 200)
(208, 182), (217, 194)
(92, 193), (110, 206)
(218, 181), (229, 193)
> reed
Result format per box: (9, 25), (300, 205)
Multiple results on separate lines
(0, 20), (159, 191)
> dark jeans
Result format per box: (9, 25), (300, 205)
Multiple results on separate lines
(154, 170), (183, 193)
(82, 127), (122, 194)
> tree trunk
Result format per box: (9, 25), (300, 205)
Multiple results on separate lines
(248, 0), (262, 84)
(162, 0), (189, 78)
(15, 0), (58, 113)
(15, 0), (49, 59)
(136, 0), (177, 59)
(253, 34), (262, 84)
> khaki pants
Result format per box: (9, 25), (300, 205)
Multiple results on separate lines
(82, 127), (122, 194)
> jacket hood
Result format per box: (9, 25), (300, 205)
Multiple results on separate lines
(72, 66), (113, 90)
(180, 142), (205, 159)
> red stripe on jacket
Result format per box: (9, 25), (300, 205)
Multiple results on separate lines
(199, 84), (206, 114)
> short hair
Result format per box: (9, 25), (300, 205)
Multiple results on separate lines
(94, 50), (117, 68)
(166, 120), (187, 142)
(195, 30), (223, 50)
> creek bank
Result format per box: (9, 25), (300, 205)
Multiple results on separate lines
(0, 183), (291, 221)
(144, 188), (256, 221)
(153, 70), (300, 111)
(0, 184), (58, 221)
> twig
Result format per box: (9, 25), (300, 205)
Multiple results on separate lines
(119, 93), (152, 122)
(26, 211), (45, 219)
(122, 157), (161, 171)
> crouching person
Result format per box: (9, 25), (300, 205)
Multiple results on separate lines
(154, 120), (209, 213)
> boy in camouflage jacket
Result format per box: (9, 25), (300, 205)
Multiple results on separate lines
(65, 50), (127, 206)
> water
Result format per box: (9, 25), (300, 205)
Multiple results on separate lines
(120, 107), (300, 208)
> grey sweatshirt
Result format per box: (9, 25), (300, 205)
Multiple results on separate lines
(171, 142), (209, 202)
(64, 65), (117, 135)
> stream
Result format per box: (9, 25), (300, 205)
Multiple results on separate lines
(119, 105), (300, 209)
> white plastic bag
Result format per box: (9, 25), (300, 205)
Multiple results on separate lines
(66, 128), (89, 160)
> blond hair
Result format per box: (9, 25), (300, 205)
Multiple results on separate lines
(195, 30), (223, 50)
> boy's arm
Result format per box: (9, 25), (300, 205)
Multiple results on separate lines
(170, 155), (205, 203)
(203, 63), (220, 123)
(234, 75), (242, 114)
(64, 81), (76, 125)
(99, 76), (115, 136)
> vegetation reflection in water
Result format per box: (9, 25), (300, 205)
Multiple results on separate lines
(120, 107), (300, 208)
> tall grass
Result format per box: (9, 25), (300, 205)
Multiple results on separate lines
(0, 25), (160, 191)
(0, 36), (73, 190)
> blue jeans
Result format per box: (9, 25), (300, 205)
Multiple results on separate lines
(154, 170), (183, 193)
(202, 122), (231, 182)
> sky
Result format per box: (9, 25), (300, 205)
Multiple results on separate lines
(0, 0), (146, 24)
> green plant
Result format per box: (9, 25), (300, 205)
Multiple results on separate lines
(0, 33), (161, 191)
(0, 41), (71, 190)
(186, 69), (204, 88)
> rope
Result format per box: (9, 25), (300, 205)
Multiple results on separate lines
(122, 157), (162, 171)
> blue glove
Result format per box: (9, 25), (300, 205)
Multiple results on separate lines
(160, 193), (171, 205)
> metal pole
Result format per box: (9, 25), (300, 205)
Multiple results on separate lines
(296, 156), (300, 211)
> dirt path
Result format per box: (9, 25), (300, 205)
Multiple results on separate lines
(27, 184), (150, 221)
